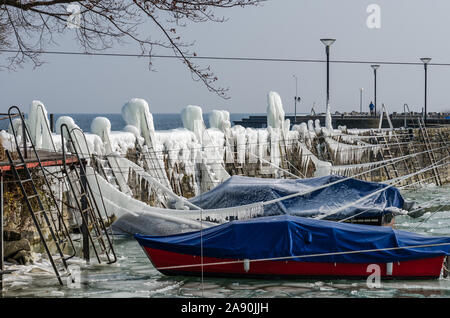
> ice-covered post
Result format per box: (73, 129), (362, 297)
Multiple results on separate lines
(267, 91), (286, 130)
(121, 98), (156, 147)
(91, 117), (112, 153)
(27, 101), (57, 152)
(181, 105), (205, 143)
(208, 110), (231, 132)
(50, 114), (54, 133)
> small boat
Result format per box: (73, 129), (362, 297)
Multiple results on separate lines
(135, 215), (450, 280)
(188, 175), (411, 226)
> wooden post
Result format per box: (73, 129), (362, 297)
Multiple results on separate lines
(49, 114), (55, 133)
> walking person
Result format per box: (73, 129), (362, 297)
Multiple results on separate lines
(369, 101), (375, 116)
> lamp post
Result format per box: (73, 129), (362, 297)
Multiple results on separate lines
(320, 38), (336, 109)
(420, 57), (431, 124)
(371, 65), (380, 117)
(360, 88), (364, 114)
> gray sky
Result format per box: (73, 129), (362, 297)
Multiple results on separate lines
(1, 0), (450, 115)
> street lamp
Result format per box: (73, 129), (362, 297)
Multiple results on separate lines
(320, 38), (336, 109)
(371, 64), (380, 117)
(420, 57), (431, 124)
(293, 75), (301, 124)
(360, 88), (364, 114)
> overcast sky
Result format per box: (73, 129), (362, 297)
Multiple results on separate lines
(1, 0), (450, 115)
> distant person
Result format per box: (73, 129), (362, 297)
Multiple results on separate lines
(369, 102), (375, 116)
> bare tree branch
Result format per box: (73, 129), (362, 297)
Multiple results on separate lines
(0, 0), (264, 98)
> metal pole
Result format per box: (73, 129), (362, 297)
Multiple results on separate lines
(424, 63), (428, 124)
(404, 104), (407, 128)
(360, 88), (363, 114)
(374, 69), (377, 117)
(80, 160), (90, 263)
(294, 97), (297, 125)
(22, 112), (27, 159)
(326, 45), (330, 108)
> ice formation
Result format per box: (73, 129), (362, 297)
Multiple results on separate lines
(307, 120), (315, 133)
(55, 116), (104, 157)
(208, 110), (231, 132)
(325, 103), (333, 131)
(267, 91), (287, 130)
(26, 101), (54, 151)
(121, 98), (155, 144)
(87, 165), (263, 236)
(14, 91), (399, 237)
(8, 118), (23, 145)
(56, 116), (79, 135)
(314, 119), (322, 135)
(0, 130), (17, 152)
(90, 117), (111, 141)
(181, 105), (205, 143)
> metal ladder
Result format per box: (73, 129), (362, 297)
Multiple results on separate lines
(401, 104), (425, 185)
(94, 156), (120, 189)
(60, 124), (117, 264)
(5, 106), (77, 285)
(417, 117), (442, 186)
(376, 133), (399, 180)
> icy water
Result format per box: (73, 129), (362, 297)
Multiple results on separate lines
(2, 185), (450, 298)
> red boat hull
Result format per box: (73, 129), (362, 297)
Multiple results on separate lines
(142, 247), (445, 280)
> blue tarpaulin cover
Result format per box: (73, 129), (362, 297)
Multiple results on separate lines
(188, 175), (405, 220)
(135, 215), (450, 264)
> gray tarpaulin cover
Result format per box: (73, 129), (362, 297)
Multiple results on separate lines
(189, 175), (405, 221)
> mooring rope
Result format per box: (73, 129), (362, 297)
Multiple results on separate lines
(410, 204), (450, 232)
(260, 147), (450, 209)
(316, 156), (450, 220)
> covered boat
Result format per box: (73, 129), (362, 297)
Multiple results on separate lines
(189, 175), (408, 226)
(135, 215), (450, 279)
